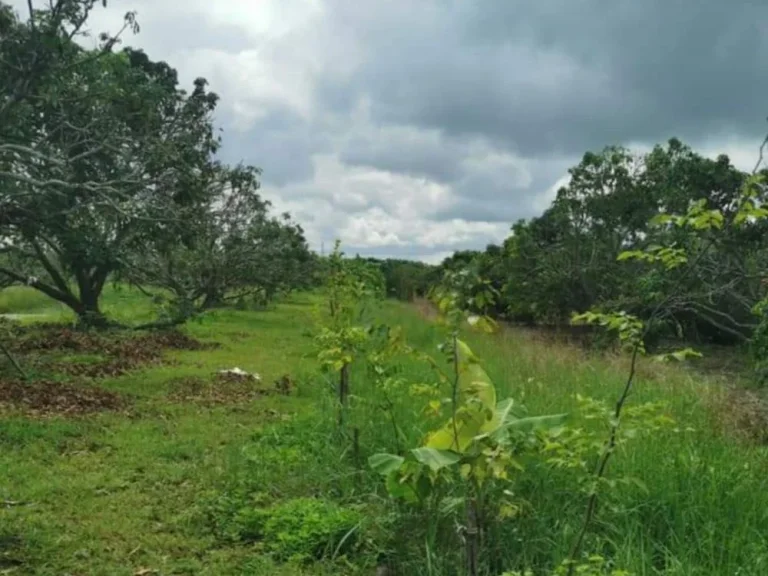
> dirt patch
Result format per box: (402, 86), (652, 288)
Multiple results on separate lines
(167, 373), (293, 405)
(50, 356), (176, 379)
(11, 326), (217, 356)
(137, 331), (219, 352)
(167, 376), (275, 405)
(4, 326), (219, 381)
(0, 379), (127, 418)
(413, 298), (439, 322)
(707, 385), (768, 445)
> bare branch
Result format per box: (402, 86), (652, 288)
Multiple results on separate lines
(26, 0), (36, 29)
(753, 122), (768, 175)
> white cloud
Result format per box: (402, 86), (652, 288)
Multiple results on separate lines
(264, 155), (508, 253)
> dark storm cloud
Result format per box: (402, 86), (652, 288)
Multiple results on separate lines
(338, 127), (464, 183)
(440, 157), (573, 223)
(217, 109), (329, 187)
(295, 0), (768, 239)
(324, 0), (768, 157)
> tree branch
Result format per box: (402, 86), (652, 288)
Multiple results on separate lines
(28, 239), (73, 299)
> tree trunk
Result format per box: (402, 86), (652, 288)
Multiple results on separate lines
(338, 362), (350, 426)
(0, 338), (26, 380)
(75, 293), (109, 329)
(465, 498), (479, 576)
(202, 288), (223, 310)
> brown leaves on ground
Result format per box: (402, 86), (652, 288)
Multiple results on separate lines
(707, 385), (768, 445)
(167, 376), (269, 405)
(0, 379), (126, 418)
(11, 326), (217, 356)
(167, 373), (294, 406)
(5, 326), (219, 380)
(0, 324), (220, 416)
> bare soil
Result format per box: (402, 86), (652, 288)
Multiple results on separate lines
(0, 379), (126, 418)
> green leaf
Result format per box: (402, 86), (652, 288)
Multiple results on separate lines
(425, 339), (497, 452)
(369, 453), (404, 476)
(411, 447), (461, 471)
(384, 471), (418, 502)
(503, 413), (568, 433)
(649, 213), (673, 226)
(653, 347), (703, 363)
(617, 250), (642, 261)
(494, 398), (517, 425)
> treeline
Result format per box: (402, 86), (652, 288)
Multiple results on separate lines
(312, 250), (434, 302)
(356, 257), (435, 301)
(433, 138), (768, 349)
(0, 1), (313, 327)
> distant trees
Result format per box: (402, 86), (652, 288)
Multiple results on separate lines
(361, 258), (434, 301)
(125, 164), (312, 320)
(0, 1), (312, 327)
(437, 138), (768, 346)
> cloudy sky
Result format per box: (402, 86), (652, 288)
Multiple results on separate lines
(16, 0), (768, 261)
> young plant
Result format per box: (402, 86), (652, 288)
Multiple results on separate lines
(371, 270), (565, 575)
(315, 240), (384, 426)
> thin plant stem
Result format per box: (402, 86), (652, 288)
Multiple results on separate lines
(566, 235), (718, 574)
(451, 331), (460, 450)
(0, 338), (26, 380)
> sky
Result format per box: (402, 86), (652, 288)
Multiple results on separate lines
(13, 0), (768, 262)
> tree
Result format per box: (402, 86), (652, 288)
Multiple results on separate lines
(439, 138), (768, 346)
(356, 258), (434, 302)
(0, 3), (223, 326)
(125, 163), (312, 321)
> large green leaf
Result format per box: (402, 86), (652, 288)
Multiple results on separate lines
(384, 471), (417, 502)
(369, 453), (404, 476)
(425, 339), (497, 452)
(502, 413), (568, 434)
(411, 447), (461, 472)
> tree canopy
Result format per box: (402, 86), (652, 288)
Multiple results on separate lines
(0, 1), (311, 326)
(435, 138), (768, 347)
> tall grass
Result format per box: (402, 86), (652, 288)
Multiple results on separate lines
(332, 301), (768, 574)
(212, 297), (768, 573)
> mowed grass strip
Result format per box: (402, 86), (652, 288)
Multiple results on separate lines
(0, 291), (330, 575)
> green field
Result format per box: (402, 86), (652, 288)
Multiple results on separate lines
(1, 289), (767, 575)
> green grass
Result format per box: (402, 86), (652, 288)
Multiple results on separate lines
(1, 292), (768, 574)
(0, 284), (160, 324)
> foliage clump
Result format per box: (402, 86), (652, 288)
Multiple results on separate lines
(216, 495), (362, 562)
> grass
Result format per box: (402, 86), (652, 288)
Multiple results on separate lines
(1, 288), (768, 574)
(0, 283), (161, 325)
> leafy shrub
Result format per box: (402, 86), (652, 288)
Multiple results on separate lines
(230, 497), (362, 562)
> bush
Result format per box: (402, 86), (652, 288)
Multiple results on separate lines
(230, 497), (362, 562)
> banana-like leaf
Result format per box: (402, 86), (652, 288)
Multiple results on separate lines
(496, 413), (568, 435)
(425, 339), (496, 452)
(411, 447), (461, 471)
(384, 471), (418, 502)
(425, 340), (567, 452)
(369, 453), (405, 476)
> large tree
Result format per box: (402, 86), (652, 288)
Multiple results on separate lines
(0, 3), (222, 326)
